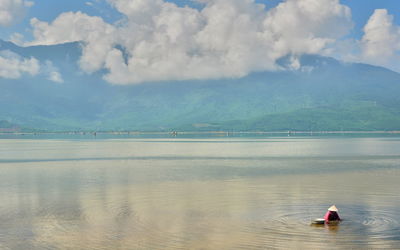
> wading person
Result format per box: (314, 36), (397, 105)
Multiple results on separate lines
(324, 205), (341, 222)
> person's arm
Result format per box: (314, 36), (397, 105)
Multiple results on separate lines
(324, 211), (330, 221)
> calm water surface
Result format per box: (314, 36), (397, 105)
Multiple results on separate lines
(0, 137), (399, 249)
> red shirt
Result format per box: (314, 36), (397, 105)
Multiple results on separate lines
(324, 211), (341, 221)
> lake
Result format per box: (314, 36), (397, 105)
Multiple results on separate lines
(0, 136), (399, 249)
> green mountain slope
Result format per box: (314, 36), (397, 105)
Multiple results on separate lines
(209, 104), (400, 132)
(1, 40), (400, 131)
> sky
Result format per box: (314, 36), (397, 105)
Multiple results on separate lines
(0, 0), (400, 84)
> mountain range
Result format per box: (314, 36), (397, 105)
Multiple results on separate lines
(1, 39), (400, 132)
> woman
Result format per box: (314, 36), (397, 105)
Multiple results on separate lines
(324, 205), (341, 222)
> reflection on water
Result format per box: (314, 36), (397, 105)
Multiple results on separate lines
(0, 137), (399, 249)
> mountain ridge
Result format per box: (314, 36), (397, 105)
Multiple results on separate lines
(1, 40), (400, 132)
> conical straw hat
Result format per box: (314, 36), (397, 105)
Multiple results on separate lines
(328, 205), (338, 212)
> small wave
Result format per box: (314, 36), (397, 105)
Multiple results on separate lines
(362, 209), (400, 239)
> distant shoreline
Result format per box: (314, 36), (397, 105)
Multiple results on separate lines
(1, 130), (400, 135)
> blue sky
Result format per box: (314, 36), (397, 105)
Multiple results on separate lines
(341, 0), (400, 37)
(1, 0), (400, 84)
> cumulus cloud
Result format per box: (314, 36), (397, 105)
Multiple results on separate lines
(0, 50), (40, 79)
(47, 69), (63, 83)
(0, 51), (63, 82)
(29, 11), (116, 73)
(360, 9), (400, 71)
(29, 0), (353, 84)
(43, 61), (63, 83)
(9, 32), (24, 46)
(0, 51), (64, 82)
(0, 0), (33, 27)
(263, 0), (352, 55)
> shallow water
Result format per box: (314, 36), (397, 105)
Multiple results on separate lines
(0, 137), (399, 249)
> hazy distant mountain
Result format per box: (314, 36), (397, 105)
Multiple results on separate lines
(1, 40), (400, 131)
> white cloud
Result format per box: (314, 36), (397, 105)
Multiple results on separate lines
(328, 9), (400, 72)
(0, 50), (40, 79)
(360, 9), (400, 71)
(263, 0), (352, 56)
(29, 11), (116, 73)
(29, 0), (354, 84)
(9, 32), (24, 46)
(0, 51), (63, 82)
(47, 70), (63, 83)
(43, 61), (63, 83)
(0, 0), (33, 27)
